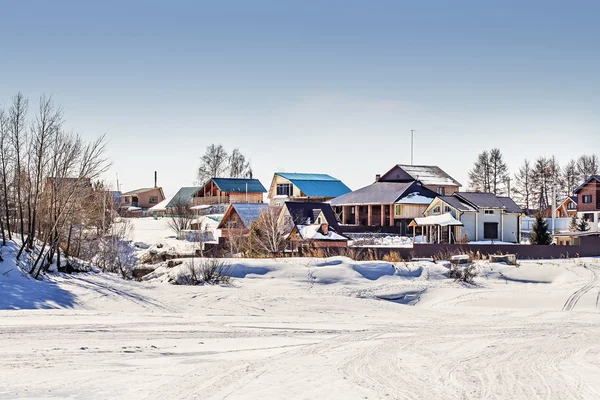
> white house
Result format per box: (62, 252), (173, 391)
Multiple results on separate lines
(418, 192), (523, 243)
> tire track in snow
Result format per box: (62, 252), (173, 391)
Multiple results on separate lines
(562, 265), (599, 311)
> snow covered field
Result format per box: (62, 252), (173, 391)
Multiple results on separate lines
(2, 250), (600, 398)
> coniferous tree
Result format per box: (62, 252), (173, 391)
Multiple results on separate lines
(529, 213), (552, 245)
(577, 217), (590, 232)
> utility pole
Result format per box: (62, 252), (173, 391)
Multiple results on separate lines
(411, 130), (415, 165)
(551, 179), (556, 235)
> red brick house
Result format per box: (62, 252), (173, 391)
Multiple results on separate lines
(574, 175), (600, 231)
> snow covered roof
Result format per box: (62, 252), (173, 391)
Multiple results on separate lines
(379, 165), (461, 187)
(275, 172), (351, 198)
(296, 225), (348, 241)
(395, 192), (434, 205)
(149, 196), (174, 211)
(331, 182), (437, 206)
(411, 213), (463, 227)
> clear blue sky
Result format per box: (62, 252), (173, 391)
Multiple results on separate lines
(1, 0), (598, 196)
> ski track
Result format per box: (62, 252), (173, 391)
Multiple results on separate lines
(562, 265), (600, 312)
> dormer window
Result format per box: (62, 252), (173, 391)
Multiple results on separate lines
(444, 206), (452, 213)
(567, 201), (577, 210)
(432, 206), (441, 214)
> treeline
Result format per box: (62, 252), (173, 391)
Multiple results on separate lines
(0, 92), (111, 277)
(469, 149), (599, 210)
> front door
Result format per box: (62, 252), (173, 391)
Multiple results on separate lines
(483, 222), (499, 240)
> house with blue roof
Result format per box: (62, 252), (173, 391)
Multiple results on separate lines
(268, 172), (351, 206)
(164, 178), (267, 214)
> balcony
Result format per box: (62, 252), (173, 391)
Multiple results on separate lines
(191, 196), (230, 206)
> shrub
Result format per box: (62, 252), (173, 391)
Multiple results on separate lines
(448, 263), (478, 283)
(177, 258), (232, 285)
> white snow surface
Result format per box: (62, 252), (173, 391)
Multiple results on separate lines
(297, 224), (347, 240)
(2, 240), (600, 398)
(395, 192), (434, 205)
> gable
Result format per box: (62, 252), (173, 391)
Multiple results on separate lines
(378, 165), (415, 182)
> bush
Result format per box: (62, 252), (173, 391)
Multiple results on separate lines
(448, 263), (478, 283)
(177, 258), (232, 285)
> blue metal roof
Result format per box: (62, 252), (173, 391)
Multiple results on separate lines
(211, 178), (267, 193)
(276, 172), (338, 181)
(291, 180), (351, 197)
(232, 203), (269, 228)
(275, 172), (351, 197)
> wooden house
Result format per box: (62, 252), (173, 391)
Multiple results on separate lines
(330, 179), (439, 235)
(191, 178), (266, 206)
(268, 172), (351, 206)
(278, 202), (348, 248)
(217, 203), (269, 238)
(542, 196), (578, 218)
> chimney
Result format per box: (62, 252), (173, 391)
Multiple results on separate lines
(154, 171), (157, 188)
(375, 174), (381, 182)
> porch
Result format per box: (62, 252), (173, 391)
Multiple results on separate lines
(410, 213), (464, 244)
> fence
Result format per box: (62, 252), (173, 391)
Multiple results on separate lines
(296, 241), (600, 260)
(521, 217), (571, 232)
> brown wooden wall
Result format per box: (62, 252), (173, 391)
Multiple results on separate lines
(578, 181), (599, 212)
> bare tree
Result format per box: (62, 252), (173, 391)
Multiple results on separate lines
(229, 148), (253, 178)
(8, 93), (29, 242)
(576, 154), (599, 181)
(197, 144), (228, 183)
(166, 201), (193, 238)
(489, 148), (509, 195)
(513, 159), (533, 211)
(468, 151), (491, 192)
(248, 206), (285, 255)
(561, 159), (578, 197)
(0, 109), (11, 243)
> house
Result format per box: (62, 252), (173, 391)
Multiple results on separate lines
(268, 172), (351, 206)
(121, 187), (166, 210)
(378, 164), (461, 195)
(542, 196), (578, 218)
(553, 231), (600, 246)
(278, 202), (348, 248)
(574, 175), (600, 231)
(191, 178), (266, 207)
(217, 203), (269, 238)
(330, 178), (439, 235)
(416, 192), (523, 243)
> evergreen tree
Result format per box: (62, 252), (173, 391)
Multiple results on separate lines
(489, 148), (509, 195)
(468, 151), (491, 192)
(577, 217), (590, 232)
(529, 213), (552, 245)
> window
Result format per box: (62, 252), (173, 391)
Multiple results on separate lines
(483, 222), (499, 240)
(444, 206), (452, 213)
(395, 204), (402, 216)
(316, 217), (322, 224)
(276, 183), (293, 196)
(582, 195), (593, 204)
(583, 213), (595, 222)
(437, 187), (445, 195)
(567, 201), (577, 210)
(484, 209), (495, 215)
(432, 206), (440, 214)
(149, 196), (158, 204)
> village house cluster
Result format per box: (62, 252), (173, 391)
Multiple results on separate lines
(117, 167), (600, 249)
